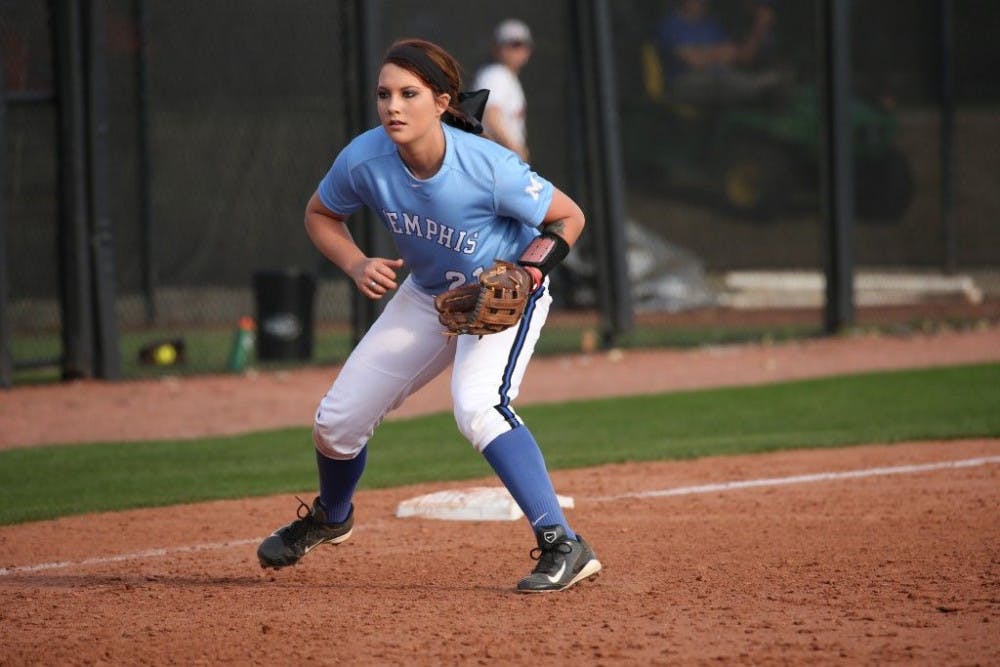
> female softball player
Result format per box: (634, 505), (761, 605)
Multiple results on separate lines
(257, 38), (601, 593)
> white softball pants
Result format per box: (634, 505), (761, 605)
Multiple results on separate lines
(313, 275), (551, 459)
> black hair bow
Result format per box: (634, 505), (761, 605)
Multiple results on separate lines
(443, 89), (490, 134)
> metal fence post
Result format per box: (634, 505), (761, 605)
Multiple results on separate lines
(0, 63), (10, 388)
(819, 0), (855, 333)
(52, 0), (96, 379)
(341, 0), (388, 346)
(940, 0), (956, 273)
(570, 0), (633, 347)
(135, 0), (156, 321)
(85, 0), (121, 379)
(592, 0), (633, 343)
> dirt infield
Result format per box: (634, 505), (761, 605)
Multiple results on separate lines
(1, 327), (999, 664)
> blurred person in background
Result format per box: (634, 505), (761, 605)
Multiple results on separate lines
(473, 18), (533, 162)
(655, 0), (786, 105)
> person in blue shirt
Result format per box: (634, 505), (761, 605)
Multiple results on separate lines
(257, 38), (601, 593)
(656, 0), (784, 105)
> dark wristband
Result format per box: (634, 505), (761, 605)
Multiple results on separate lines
(518, 230), (570, 278)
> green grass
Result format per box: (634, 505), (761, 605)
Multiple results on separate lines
(539, 322), (822, 355)
(1, 362), (997, 525)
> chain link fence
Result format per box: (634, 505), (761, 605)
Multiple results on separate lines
(3, 0), (998, 384)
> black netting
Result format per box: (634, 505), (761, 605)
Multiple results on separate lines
(3, 0), (998, 383)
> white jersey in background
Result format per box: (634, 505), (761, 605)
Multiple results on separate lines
(473, 63), (527, 149)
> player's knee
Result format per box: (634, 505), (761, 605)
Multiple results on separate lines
(453, 403), (514, 452)
(313, 409), (367, 460)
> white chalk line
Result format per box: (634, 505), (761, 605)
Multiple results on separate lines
(587, 455), (1000, 502)
(2, 455), (998, 578)
(0, 538), (257, 577)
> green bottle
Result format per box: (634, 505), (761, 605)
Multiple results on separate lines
(227, 316), (255, 372)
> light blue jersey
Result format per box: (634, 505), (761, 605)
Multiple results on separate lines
(317, 123), (554, 294)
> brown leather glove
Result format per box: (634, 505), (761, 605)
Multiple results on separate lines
(434, 260), (534, 336)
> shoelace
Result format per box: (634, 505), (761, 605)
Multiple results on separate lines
(294, 496), (312, 519)
(528, 541), (573, 574)
(280, 496), (319, 542)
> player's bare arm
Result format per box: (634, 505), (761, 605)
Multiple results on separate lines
(517, 187), (585, 288)
(540, 187), (585, 246)
(305, 191), (404, 299)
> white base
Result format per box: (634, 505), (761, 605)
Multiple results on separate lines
(395, 486), (575, 522)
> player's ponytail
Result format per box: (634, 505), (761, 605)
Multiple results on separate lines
(383, 39), (487, 134)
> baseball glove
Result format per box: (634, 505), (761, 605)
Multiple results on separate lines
(434, 260), (534, 335)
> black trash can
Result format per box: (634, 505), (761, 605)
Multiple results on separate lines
(252, 269), (316, 361)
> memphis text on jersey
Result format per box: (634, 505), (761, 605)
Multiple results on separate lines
(381, 209), (479, 255)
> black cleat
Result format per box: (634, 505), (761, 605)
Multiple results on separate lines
(516, 524), (602, 593)
(257, 496), (353, 569)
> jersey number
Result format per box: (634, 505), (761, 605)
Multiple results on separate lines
(444, 267), (484, 290)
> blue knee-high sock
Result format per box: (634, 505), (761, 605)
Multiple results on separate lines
(316, 446), (367, 524)
(482, 426), (575, 539)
